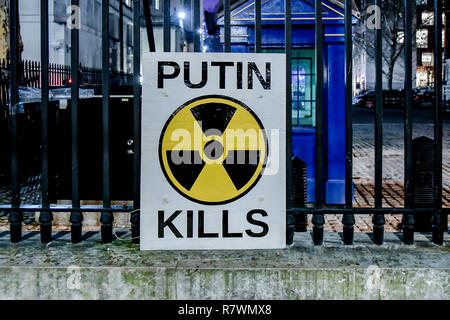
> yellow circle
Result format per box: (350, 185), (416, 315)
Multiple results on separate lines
(159, 95), (267, 205)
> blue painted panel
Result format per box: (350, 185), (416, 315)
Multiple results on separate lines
(325, 42), (346, 204)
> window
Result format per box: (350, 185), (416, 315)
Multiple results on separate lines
(421, 12), (446, 26)
(260, 48), (316, 127)
(422, 52), (433, 66)
(291, 49), (316, 127)
(417, 29), (428, 48)
(421, 12), (433, 26)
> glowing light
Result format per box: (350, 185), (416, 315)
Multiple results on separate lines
(178, 12), (186, 19)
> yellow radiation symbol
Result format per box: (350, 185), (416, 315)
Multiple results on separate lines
(159, 95), (268, 205)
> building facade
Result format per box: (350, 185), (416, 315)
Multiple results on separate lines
(353, 0), (448, 92)
(19, 0), (134, 72)
(415, 0), (448, 88)
(19, 0), (201, 72)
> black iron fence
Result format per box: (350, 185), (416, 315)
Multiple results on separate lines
(0, 58), (133, 111)
(0, 0), (448, 246)
(0, 58), (134, 87)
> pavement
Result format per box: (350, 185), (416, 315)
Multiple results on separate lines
(0, 108), (449, 233)
(0, 229), (448, 300)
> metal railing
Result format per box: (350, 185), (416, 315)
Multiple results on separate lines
(0, 58), (132, 92)
(0, 0), (448, 246)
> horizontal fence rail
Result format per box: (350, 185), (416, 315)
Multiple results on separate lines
(0, 0), (448, 246)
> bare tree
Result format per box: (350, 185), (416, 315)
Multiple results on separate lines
(354, 0), (433, 90)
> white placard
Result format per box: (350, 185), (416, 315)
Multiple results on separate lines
(141, 53), (286, 250)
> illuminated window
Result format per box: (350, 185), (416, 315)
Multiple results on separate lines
(422, 52), (433, 67)
(416, 29), (428, 48)
(260, 48), (316, 127)
(416, 66), (428, 87)
(420, 12), (446, 26)
(421, 12), (433, 26)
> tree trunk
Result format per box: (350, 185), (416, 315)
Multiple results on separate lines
(0, 0), (9, 60)
(0, 0), (23, 61)
(387, 64), (394, 90)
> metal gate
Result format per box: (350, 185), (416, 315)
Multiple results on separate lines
(1, 0), (448, 246)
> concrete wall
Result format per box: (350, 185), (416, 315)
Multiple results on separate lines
(0, 231), (448, 300)
(1, 266), (448, 300)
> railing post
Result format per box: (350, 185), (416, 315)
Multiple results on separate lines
(101, 0), (113, 244)
(372, 0), (385, 245)
(70, 0), (83, 243)
(163, 0), (171, 52)
(343, 0), (355, 245)
(193, 0), (200, 52)
(285, 0), (294, 245)
(255, 0), (262, 53)
(8, 0), (22, 243)
(40, 0), (53, 243)
(224, 0), (231, 52)
(131, 0), (141, 244)
(432, 0), (444, 245)
(313, 0), (325, 245)
(402, 0), (414, 245)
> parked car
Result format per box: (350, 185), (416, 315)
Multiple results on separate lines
(353, 89), (421, 109)
(352, 90), (375, 108)
(414, 87), (434, 108)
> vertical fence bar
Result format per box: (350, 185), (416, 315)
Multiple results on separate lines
(433, 0), (444, 245)
(343, 0), (354, 245)
(255, 0), (261, 53)
(70, 0), (82, 243)
(402, 0), (414, 245)
(372, 0), (385, 245)
(119, 0), (124, 73)
(163, 0), (171, 52)
(143, 0), (156, 52)
(8, 0), (22, 243)
(40, 0), (52, 243)
(285, 0), (293, 245)
(101, 0), (113, 244)
(224, 0), (231, 52)
(312, 0), (325, 245)
(193, 0), (200, 52)
(131, 0), (141, 244)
